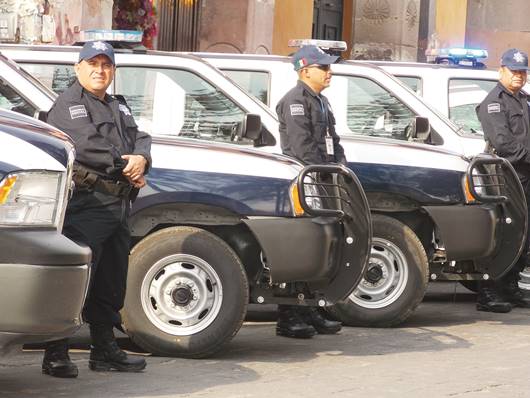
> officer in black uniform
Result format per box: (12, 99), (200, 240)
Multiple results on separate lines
(42, 41), (151, 377)
(275, 45), (345, 338)
(476, 48), (530, 313)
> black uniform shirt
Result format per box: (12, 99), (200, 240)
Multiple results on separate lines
(476, 82), (530, 180)
(47, 80), (152, 180)
(276, 80), (346, 165)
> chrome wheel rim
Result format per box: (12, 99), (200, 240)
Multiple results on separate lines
(140, 254), (223, 336)
(349, 237), (409, 309)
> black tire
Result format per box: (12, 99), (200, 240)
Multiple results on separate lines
(459, 280), (479, 293)
(122, 226), (248, 358)
(328, 214), (429, 327)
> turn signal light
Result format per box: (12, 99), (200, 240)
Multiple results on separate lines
(290, 183), (305, 216)
(463, 176), (476, 203)
(0, 175), (17, 204)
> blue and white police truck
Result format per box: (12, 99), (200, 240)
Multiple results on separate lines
(0, 109), (91, 356)
(0, 46), (372, 358)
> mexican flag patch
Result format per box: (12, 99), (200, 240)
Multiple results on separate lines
(297, 58), (308, 68)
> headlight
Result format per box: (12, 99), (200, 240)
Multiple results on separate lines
(290, 174), (323, 216)
(0, 170), (67, 228)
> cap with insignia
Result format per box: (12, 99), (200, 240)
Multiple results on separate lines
(78, 41), (115, 65)
(500, 48), (530, 71)
(292, 45), (339, 71)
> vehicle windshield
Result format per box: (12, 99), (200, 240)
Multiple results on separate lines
(342, 62), (468, 138)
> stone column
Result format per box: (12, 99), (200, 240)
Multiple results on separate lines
(198, 0), (274, 54)
(351, 0), (421, 61)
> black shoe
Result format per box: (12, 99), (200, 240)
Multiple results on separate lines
(501, 279), (530, 308)
(476, 287), (512, 313)
(276, 305), (317, 339)
(302, 307), (342, 334)
(42, 339), (78, 378)
(89, 324), (146, 372)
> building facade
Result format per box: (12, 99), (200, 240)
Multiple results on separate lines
(2, 0), (530, 68)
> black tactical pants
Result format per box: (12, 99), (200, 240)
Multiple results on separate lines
(62, 190), (130, 326)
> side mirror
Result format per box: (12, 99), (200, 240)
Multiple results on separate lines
(409, 116), (431, 141)
(238, 113), (262, 141)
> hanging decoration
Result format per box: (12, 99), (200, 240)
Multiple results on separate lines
(113, 0), (157, 48)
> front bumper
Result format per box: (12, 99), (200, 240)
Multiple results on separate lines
(0, 230), (91, 353)
(424, 155), (528, 279)
(244, 164), (372, 304)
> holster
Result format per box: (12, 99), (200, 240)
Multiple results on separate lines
(73, 163), (133, 199)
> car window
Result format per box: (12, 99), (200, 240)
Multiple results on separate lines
(114, 67), (252, 144)
(0, 78), (36, 116)
(395, 76), (422, 96)
(222, 69), (269, 106)
(448, 78), (496, 134)
(328, 75), (415, 141)
(21, 63), (76, 95)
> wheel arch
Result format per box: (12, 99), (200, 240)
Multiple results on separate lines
(368, 191), (436, 259)
(129, 202), (264, 282)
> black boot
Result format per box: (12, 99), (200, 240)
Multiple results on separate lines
(42, 338), (78, 378)
(276, 305), (317, 339)
(302, 307), (342, 334)
(89, 324), (146, 372)
(500, 278), (530, 308)
(476, 285), (512, 313)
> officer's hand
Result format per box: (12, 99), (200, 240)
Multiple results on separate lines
(130, 175), (146, 189)
(121, 154), (147, 181)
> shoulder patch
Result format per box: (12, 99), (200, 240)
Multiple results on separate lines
(487, 103), (501, 113)
(119, 103), (132, 116)
(290, 103), (305, 116)
(69, 104), (87, 119)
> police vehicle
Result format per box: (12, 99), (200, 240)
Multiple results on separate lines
(364, 57), (530, 136)
(0, 41), (526, 330)
(0, 109), (91, 356)
(0, 43), (372, 358)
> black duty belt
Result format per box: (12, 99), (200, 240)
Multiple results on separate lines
(73, 165), (132, 198)
(93, 178), (133, 198)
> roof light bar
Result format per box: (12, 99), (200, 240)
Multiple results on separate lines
(288, 39), (347, 52)
(79, 29), (143, 43)
(426, 47), (488, 59)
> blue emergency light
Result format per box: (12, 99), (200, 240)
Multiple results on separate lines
(426, 47), (488, 68)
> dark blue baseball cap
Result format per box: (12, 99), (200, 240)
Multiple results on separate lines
(292, 45), (339, 71)
(78, 41), (115, 65)
(500, 48), (530, 71)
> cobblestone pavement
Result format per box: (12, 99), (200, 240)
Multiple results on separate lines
(2, 283), (530, 398)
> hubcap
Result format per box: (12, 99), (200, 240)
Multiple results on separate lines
(349, 237), (409, 309)
(365, 264), (384, 284)
(172, 287), (193, 306)
(140, 254), (223, 336)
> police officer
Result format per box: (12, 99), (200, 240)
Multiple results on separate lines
(42, 41), (151, 377)
(476, 48), (530, 313)
(275, 45), (345, 338)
